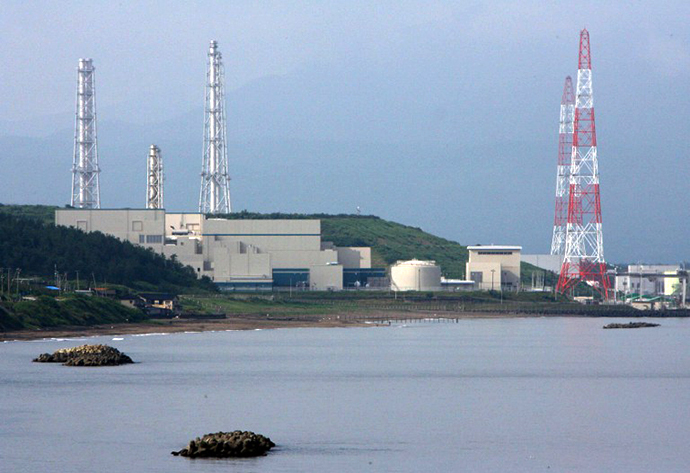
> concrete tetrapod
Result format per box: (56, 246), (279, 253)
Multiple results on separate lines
(33, 344), (134, 366)
(172, 431), (275, 458)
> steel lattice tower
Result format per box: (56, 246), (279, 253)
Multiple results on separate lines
(557, 29), (609, 298)
(146, 145), (163, 209)
(71, 58), (101, 209)
(550, 76), (575, 255)
(199, 40), (231, 214)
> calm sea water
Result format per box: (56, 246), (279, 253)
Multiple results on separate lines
(2, 317), (690, 472)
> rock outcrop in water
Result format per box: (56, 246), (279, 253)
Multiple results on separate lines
(603, 322), (660, 329)
(33, 344), (134, 366)
(172, 431), (275, 458)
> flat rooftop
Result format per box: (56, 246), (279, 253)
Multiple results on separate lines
(467, 245), (522, 251)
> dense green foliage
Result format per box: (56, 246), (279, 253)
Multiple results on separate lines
(0, 295), (146, 331)
(215, 211), (469, 278)
(0, 212), (216, 293)
(0, 203), (57, 225)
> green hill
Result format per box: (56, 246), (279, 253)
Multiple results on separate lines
(0, 295), (146, 331)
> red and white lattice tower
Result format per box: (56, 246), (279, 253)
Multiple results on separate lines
(557, 29), (609, 298)
(550, 76), (575, 255)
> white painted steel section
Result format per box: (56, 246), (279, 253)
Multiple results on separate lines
(562, 65), (605, 269)
(146, 145), (163, 209)
(199, 40), (232, 214)
(550, 90), (574, 255)
(71, 59), (101, 209)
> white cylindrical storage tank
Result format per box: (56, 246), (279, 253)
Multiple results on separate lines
(390, 259), (442, 291)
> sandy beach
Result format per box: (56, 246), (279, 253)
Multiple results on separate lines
(0, 310), (530, 342)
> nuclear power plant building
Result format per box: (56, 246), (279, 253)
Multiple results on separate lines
(55, 209), (378, 291)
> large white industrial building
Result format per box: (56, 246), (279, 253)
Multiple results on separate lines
(55, 209), (382, 291)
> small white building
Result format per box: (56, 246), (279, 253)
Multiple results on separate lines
(466, 245), (522, 291)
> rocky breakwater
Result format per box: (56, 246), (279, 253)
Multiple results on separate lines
(603, 322), (660, 329)
(172, 431), (275, 458)
(33, 344), (134, 366)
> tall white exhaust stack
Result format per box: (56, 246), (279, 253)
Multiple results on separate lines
(199, 40), (231, 214)
(71, 58), (101, 208)
(146, 145), (163, 209)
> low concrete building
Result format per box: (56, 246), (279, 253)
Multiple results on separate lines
(466, 245), (522, 291)
(615, 265), (684, 298)
(55, 209), (374, 291)
(440, 278), (476, 292)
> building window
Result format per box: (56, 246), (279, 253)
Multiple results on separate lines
(139, 235), (146, 244)
(132, 221), (143, 231)
(477, 251), (513, 255)
(146, 235), (163, 244)
(77, 220), (88, 231)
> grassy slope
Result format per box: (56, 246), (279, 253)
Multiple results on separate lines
(0, 295), (146, 331)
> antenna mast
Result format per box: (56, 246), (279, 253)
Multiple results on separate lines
(71, 58), (101, 208)
(146, 145), (163, 209)
(550, 76), (575, 255)
(557, 29), (609, 298)
(199, 40), (231, 214)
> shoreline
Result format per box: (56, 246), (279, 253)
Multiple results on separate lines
(1, 311), (542, 342)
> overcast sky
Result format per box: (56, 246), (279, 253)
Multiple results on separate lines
(0, 1), (688, 263)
